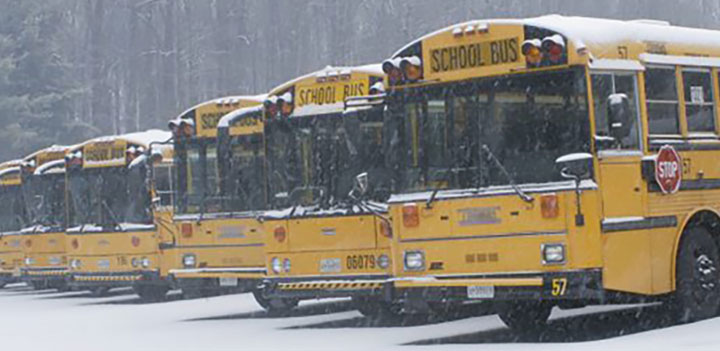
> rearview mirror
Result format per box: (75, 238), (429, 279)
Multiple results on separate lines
(607, 93), (631, 140)
(555, 153), (593, 180)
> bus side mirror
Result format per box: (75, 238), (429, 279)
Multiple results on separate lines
(354, 172), (369, 196)
(607, 93), (631, 141)
(556, 153), (593, 180)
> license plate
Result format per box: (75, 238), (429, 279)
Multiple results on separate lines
(467, 285), (494, 299)
(319, 258), (341, 273)
(97, 259), (111, 270)
(219, 277), (238, 287)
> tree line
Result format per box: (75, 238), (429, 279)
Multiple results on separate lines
(1, 0), (719, 161)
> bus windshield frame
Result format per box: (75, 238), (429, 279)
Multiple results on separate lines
(22, 172), (66, 230)
(0, 184), (26, 232)
(174, 138), (221, 215)
(385, 66), (591, 194)
(67, 165), (151, 229)
(264, 105), (390, 212)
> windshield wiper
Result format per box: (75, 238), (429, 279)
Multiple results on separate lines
(481, 144), (534, 203)
(101, 200), (124, 231)
(426, 164), (457, 209)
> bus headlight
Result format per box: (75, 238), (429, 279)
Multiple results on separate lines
(131, 258), (139, 267)
(271, 257), (282, 274)
(283, 258), (291, 273)
(24, 257), (35, 266)
(542, 244), (566, 264)
(70, 259), (81, 270)
(377, 254), (390, 269)
(182, 254), (196, 268)
(404, 251), (425, 271)
(141, 257), (151, 268)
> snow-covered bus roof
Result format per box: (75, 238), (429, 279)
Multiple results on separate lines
(174, 94), (267, 121)
(393, 15), (720, 61)
(268, 64), (383, 96)
(217, 105), (264, 128)
(72, 129), (171, 150)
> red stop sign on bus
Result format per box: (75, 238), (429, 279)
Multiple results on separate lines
(655, 145), (682, 194)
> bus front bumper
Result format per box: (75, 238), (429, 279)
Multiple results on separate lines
(169, 267), (265, 291)
(68, 270), (164, 288)
(262, 275), (392, 300)
(0, 268), (21, 285)
(392, 269), (604, 303)
(21, 267), (69, 282)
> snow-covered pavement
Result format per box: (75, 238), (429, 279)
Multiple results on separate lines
(1, 283), (719, 351)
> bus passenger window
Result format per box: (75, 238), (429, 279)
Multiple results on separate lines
(683, 68), (715, 133)
(592, 73), (640, 150)
(645, 67), (680, 135)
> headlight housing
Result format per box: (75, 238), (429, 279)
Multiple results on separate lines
(282, 258), (291, 273)
(182, 254), (196, 268)
(24, 257), (35, 266)
(141, 257), (151, 268)
(131, 258), (140, 268)
(271, 257), (282, 274)
(70, 259), (81, 270)
(542, 243), (566, 264)
(404, 251), (425, 271)
(377, 254), (390, 269)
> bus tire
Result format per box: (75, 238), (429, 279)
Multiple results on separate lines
(30, 281), (49, 290)
(252, 289), (298, 314)
(89, 286), (110, 297)
(135, 285), (169, 302)
(497, 301), (552, 332)
(353, 296), (404, 322)
(672, 226), (720, 323)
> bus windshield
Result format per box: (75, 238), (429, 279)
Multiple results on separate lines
(68, 166), (151, 228)
(219, 133), (267, 212)
(388, 67), (590, 193)
(265, 107), (390, 209)
(174, 141), (221, 215)
(0, 185), (26, 232)
(22, 173), (65, 229)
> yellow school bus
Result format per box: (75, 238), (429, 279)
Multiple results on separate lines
(0, 160), (26, 287)
(65, 130), (172, 299)
(166, 95), (268, 297)
(378, 15), (720, 330)
(257, 65), (393, 313)
(19, 145), (72, 290)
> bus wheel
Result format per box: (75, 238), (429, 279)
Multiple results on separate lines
(89, 286), (110, 297)
(30, 281), (49, 290)
(672, 226), (720, 323)
(52, 281), (70, 292)
(353, 297), (404, 323)
(497, 301), (552, 332)
(135, 285), (169, 302)
(252, 289), (298, 314)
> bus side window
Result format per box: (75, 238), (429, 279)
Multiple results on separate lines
(592, 72), (641, 150)
(683, 68), (715, 133)
(645, 66), (680, 135)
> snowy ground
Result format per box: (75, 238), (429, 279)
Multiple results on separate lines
(1, 283), (720, 351)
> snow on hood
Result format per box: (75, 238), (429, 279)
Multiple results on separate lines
(0, 166), (20, 178)
(66, 223), (155, 233)
(20, 225), (59, 234)
(262, 201), (388, 220)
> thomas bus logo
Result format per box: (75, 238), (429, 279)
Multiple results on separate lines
(655, 145), (682, 194)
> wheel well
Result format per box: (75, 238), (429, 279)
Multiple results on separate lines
(683, 210), (720, 241)
(672, 209), (720, 287)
